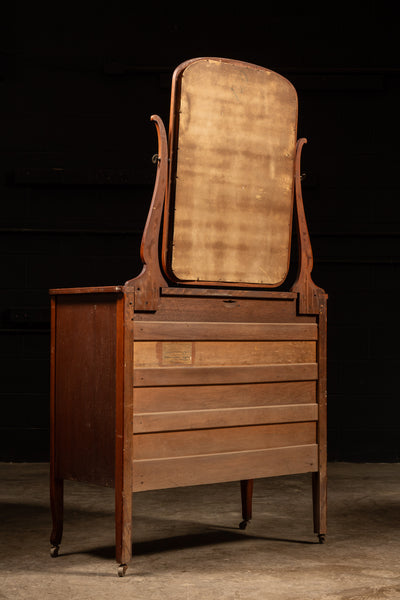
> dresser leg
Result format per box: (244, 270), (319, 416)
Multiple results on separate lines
(115, 485), (132, 576)
(312, 471), (327, 541)
(239, 479), (254, 529)
(50, 476), (64, 556)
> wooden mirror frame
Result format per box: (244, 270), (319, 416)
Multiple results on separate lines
(126, 58), (324, 314)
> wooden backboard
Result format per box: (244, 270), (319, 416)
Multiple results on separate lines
(162, 58), (298, 287)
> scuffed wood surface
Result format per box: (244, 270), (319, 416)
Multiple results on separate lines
(134, 321), (318, 341)
(133, 404), (318, 433)
(134, 362), (318, 386)
(134, 380), (316, 412)
(134, 340), (316, 367)
(134, 422), (316, 459)
(132, 445), (318, 491)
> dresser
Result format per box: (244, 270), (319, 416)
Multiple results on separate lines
(50, 57), (327, 577)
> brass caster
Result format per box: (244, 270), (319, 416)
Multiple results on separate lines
(50, 545), (59, 558)
(318, 534), (326, 544)
(118, 564), (128, 577)
(239, 519), (251, 530)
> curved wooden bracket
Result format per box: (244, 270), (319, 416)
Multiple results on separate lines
(290, 138), (326, 314)
(124, 115), (168, 310)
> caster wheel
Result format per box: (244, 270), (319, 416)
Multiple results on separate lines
(239, 520), (250, 530)
(118, 564), (128, 577)
(318, 534), (326, 544)
(50, 545), (59, 558)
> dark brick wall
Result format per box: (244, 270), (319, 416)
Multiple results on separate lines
(1, 3), (399, 460)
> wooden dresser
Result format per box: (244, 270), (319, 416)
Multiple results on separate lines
(50, 57), (327, 576)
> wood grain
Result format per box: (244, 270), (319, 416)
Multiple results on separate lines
(161, 288), (297, 299)
(49, 286), (123, 295)
(133, 381), (316, 412)
(115, 294), (132, 566)
(133, 422), (316, 459)
(54, 294), (118, 486)
(132, 444), (318, 491)
(133, 403), (318, 433)
(134, 294), (318, 325)
(134, 340), (316, 368)
(134, 363), (318, 387)
(134, 321), (317, 341)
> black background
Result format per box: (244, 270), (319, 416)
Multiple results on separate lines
(1, 2), (399, 461)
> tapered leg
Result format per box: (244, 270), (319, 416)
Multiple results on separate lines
(115, 294), (133, 576)
(239, 479), (254, 529)
(115, 482), (132, 576)
(50, 476), (64, 556)
(312, 471), (327, 543)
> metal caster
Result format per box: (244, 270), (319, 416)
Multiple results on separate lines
(318, 534), (326, 544)
(118, 564), (128, 577)
(50, 545), (59, 558)
(239, 519), (250, 530)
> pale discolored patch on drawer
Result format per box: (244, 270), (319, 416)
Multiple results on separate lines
(161, 341), (193, 365)
(134, 340), (315, 368)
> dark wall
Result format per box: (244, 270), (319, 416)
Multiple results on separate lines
(1, 3), (399, 461)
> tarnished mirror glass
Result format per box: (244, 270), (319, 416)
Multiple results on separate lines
(165, 58), (298, 286)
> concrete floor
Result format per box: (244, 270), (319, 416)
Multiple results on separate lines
(0, 463), (399, 599)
